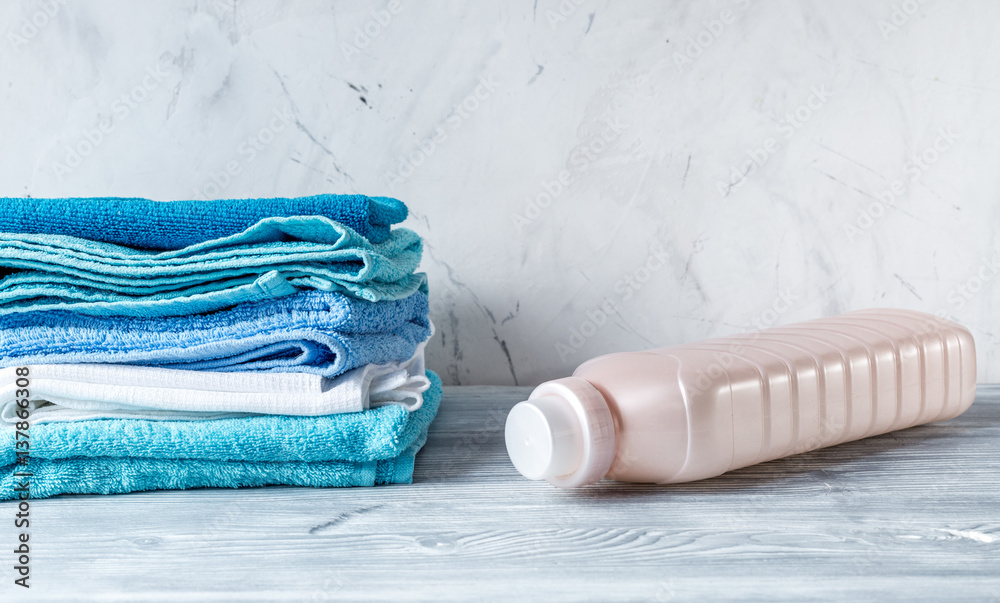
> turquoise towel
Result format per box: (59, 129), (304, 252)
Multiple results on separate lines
(0, 372), (441, 499)
(0, 215), (425, 317)
(0, 290), (431, 376)
(0, 194), (407, 248)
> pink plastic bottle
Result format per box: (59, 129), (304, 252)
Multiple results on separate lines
(504, 309), (976, 488)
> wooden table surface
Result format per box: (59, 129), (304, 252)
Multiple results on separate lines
(3, 385), (999, 602)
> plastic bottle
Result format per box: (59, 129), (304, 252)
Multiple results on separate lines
(504, 309), (976, 488)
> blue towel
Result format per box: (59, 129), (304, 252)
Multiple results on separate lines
(0, 290), (430, 376)
(0, 194), (407, 248)
(0, 372), (441, 498)
(0, 215), (425, 317)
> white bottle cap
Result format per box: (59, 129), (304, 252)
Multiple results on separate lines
(505, 396), (583, 480)
(504, 377), (617, 488)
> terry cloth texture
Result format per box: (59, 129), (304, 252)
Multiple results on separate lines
(0, 290), (431, 377)
(0, 340), (430, 423)
(0, 195), (407, 248)
(0, 215), (425, 317)
(0, 371), (442, 499)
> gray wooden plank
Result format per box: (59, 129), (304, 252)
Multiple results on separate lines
(2, 385), (999, 602)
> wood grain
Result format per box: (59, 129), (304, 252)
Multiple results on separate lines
(2, 385), (999, 602)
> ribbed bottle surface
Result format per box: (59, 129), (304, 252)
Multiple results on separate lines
(676, 308), (976, 473)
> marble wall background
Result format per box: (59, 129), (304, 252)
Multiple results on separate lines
(2, 0), (998, 385)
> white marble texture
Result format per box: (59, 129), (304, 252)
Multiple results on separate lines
(1, 0), (998, 386)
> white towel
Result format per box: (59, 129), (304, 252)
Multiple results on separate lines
(1, 342), (429, 425)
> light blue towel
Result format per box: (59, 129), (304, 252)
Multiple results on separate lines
(0, 372), (441, 499)
(0, 194), (407, 248)
(0, 290), (430, 376)
(0, 216), (425, 317)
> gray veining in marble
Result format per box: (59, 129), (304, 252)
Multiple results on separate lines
(1, 0), (998, 386)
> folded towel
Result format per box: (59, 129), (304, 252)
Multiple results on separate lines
(5, 451), (424, 498)
(1, 371), (442, 499)
(0, 194), (407, 248)
(0, 215), (425, 317)
(0, 290), (430, 377)
(0, 341), (430, 424)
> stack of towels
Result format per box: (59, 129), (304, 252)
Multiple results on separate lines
(0, 195), (440, 499)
